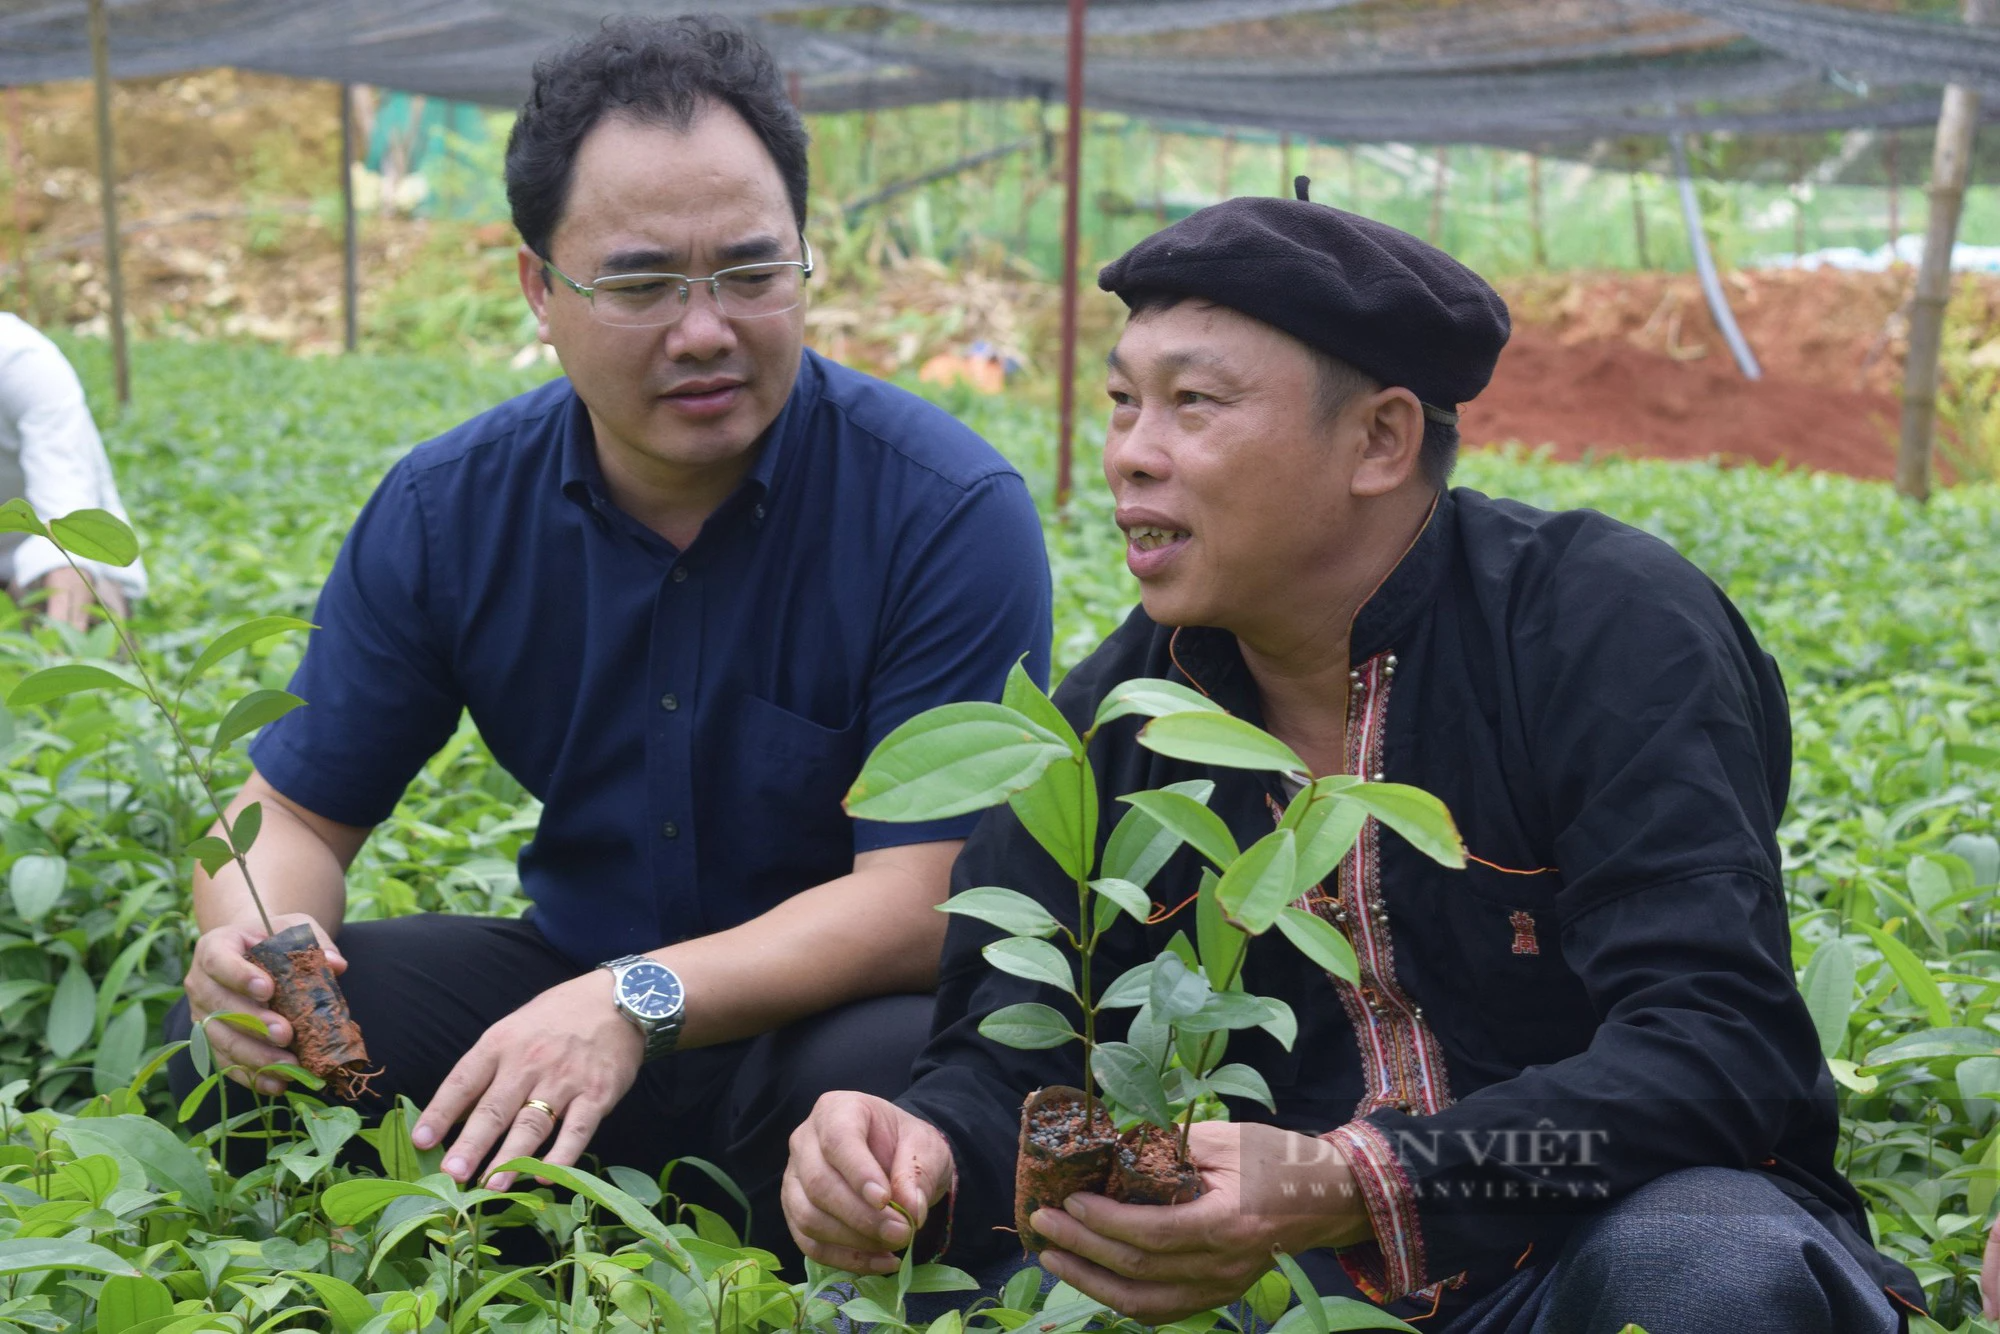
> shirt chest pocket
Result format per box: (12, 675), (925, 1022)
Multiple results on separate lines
(709, 693), (867, 919)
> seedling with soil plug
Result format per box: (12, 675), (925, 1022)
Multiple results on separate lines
(0, 500), (374, 1097)
(845, 663), (1464, 1253)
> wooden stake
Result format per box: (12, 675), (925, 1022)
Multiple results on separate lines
(1429, 145), (1447, 244)
(1279, 131), (1291, 198)
(1220, 131), (1234, 201)
(1056, 0), (1086, 513)
(1153, 124), (1167, 222)
(87, 0), (129, 406)
(6, 87), (28, 313)
(1527, 152), (1546, 269)
(1886, 130), (1901, 258)
(340, 83), (358, 354)
(1897, 0), (1997, 502)
(1629, 166), (1650, 269)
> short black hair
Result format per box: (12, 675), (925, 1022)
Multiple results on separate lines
(505, 14), (809, 262)
(1122, 292), (1458, 488)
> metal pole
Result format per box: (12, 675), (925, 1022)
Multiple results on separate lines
(340, 83), (358, 353)
(1670, 130), (1762, 381)
(1055, 0), (1086, 513)
(1897, 0), (1995, 501)
(87, 0), (129, 406)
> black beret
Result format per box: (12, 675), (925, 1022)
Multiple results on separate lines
(1096, 180), (1511, 419)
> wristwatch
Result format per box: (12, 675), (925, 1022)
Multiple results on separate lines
(598, 954), (687, 1060)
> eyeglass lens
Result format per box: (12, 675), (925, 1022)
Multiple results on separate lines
(590, 264), (804, 328)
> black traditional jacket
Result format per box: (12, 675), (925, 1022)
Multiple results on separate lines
(899, 487), (1925, 1321)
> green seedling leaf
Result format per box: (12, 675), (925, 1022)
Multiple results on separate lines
(0, 1236), (138, 1277)
(1275, 906), (1361, 985)
(1091, 1041), (1174, 1126)
(229, 801), (263, 858)
(98, 1273), (176, 1334)
(92, 1002), (147, 1094)
(62, 1115), (215, 1214)
(8, 853), (66, 924)
(284, 1272), (380, 1334)
(978, 1003), (1078, 1050)
(1194, 867), (1245, 992)
(1097, 959), (1157, 1009)
(1092, 677), (1225, 728)
(1826, 1058), (1878, 1094)
(1272, 1251), (1328, 1334)
(1177, 990), (1286, 1034)
(1863, 1028), (1999, 1065)
(1291, 790), (1369, 894)
(981, 937), (1075, 994)
(1091, 876), (1151, 931)
(1214, 828), (1299, 935)
(1120, 790), (1239, 870)
(1003, 658), (1080, 754)
(321, 1177), (443, 1226)
(1857, 924), (1951, 1029)
(48, 508), (139, 565)
(1799, 938), (1857, 1059)
(1956, 1056), (2000, 1129)
(0, 498), (47, 537)
(495, 1157), (682, 1252)
(1102, 778), (1216, 889)
(186, 615), (316, 686)
(1138, 711), (1309, 777)
(1149, 952), (1212, 1024)
(939, 886), (1062, 938)
(8, 662), (143, 708)
(1340, 783), (1465, 868)
(845, 702), (1071, 822)
(45, 961), (96, 1058)
(1009, 754), (1096, 880)
(186, 836), (234, 878)
(1203, 1063), (1275, 1111)
(1258, 995), (1299, 1051)
(209, 689), (304, 757)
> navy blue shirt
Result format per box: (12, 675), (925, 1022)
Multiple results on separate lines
(252, 349), (1052, 968)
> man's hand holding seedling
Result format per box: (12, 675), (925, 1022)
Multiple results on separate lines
(1028, 1121), (1373, 1326)
(185, 912), (347, 1094)
(783, 1091), (955, 1274)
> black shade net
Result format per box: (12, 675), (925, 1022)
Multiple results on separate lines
(4, 0), (2000, 179)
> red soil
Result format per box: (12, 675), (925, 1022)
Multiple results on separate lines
(1457, 267), (2000, 479)
(1463, 326), (1900, 479)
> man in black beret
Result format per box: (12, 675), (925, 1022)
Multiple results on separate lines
(782, 188), (1922, 1332)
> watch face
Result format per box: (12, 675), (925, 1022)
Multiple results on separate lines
(617, 962), (683, 1021)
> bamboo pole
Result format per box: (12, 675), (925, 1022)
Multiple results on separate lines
(1527, 152), (1546, 269)
(87, 0), (129, 406)
(1886, 131), (1901, 260)
(340, 83), (358, 354)
(1897, 0), (1998, 502)
(1279, 131), (1291, 198)
(1428, 145), (1447, 244)
(1055, 0), (1086, 513)
(1629, 166), (1650, 269)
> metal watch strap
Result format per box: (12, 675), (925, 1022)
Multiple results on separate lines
(600, 954), (684, 1060)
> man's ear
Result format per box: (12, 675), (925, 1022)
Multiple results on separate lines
(517, 245), (554, 344)
(1349, 387), (1425, 498)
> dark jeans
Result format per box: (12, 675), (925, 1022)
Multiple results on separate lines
(936, 1166), (1906, 1334)
(165, 913), (934, 1270)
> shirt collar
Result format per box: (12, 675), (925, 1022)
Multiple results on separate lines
(1167, 488), (1456, 709)
(557, 348), (823, 514)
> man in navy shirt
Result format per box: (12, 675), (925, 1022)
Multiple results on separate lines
(167, 15), (1049, 1259)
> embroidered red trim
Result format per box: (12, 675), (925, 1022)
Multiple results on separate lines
(1325, 1120), (1430, 1300)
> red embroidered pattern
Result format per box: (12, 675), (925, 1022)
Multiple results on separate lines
(1323, 1120), (1426, 1302)
(1509, 910), (1541, 956)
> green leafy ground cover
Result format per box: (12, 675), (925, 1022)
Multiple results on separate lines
(0, 339), (1992, 1331)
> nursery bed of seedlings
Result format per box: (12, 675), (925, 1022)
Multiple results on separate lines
(0, 340), (1991, 1333)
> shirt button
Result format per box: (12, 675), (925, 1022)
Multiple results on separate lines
(659, 693), (679, 712)
(753, 503), (767, 521)
(671, 566), (689, 583)
(660, 820), (680, 839)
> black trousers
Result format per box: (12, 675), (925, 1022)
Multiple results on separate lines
(166, 913), (935, 1268)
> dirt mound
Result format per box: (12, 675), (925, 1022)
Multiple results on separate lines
(1463, 326), (1900, 479)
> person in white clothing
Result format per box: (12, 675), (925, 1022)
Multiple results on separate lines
(0, 314), (148, 628)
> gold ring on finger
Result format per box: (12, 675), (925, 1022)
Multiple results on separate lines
(523, 1098), (559, 1122)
